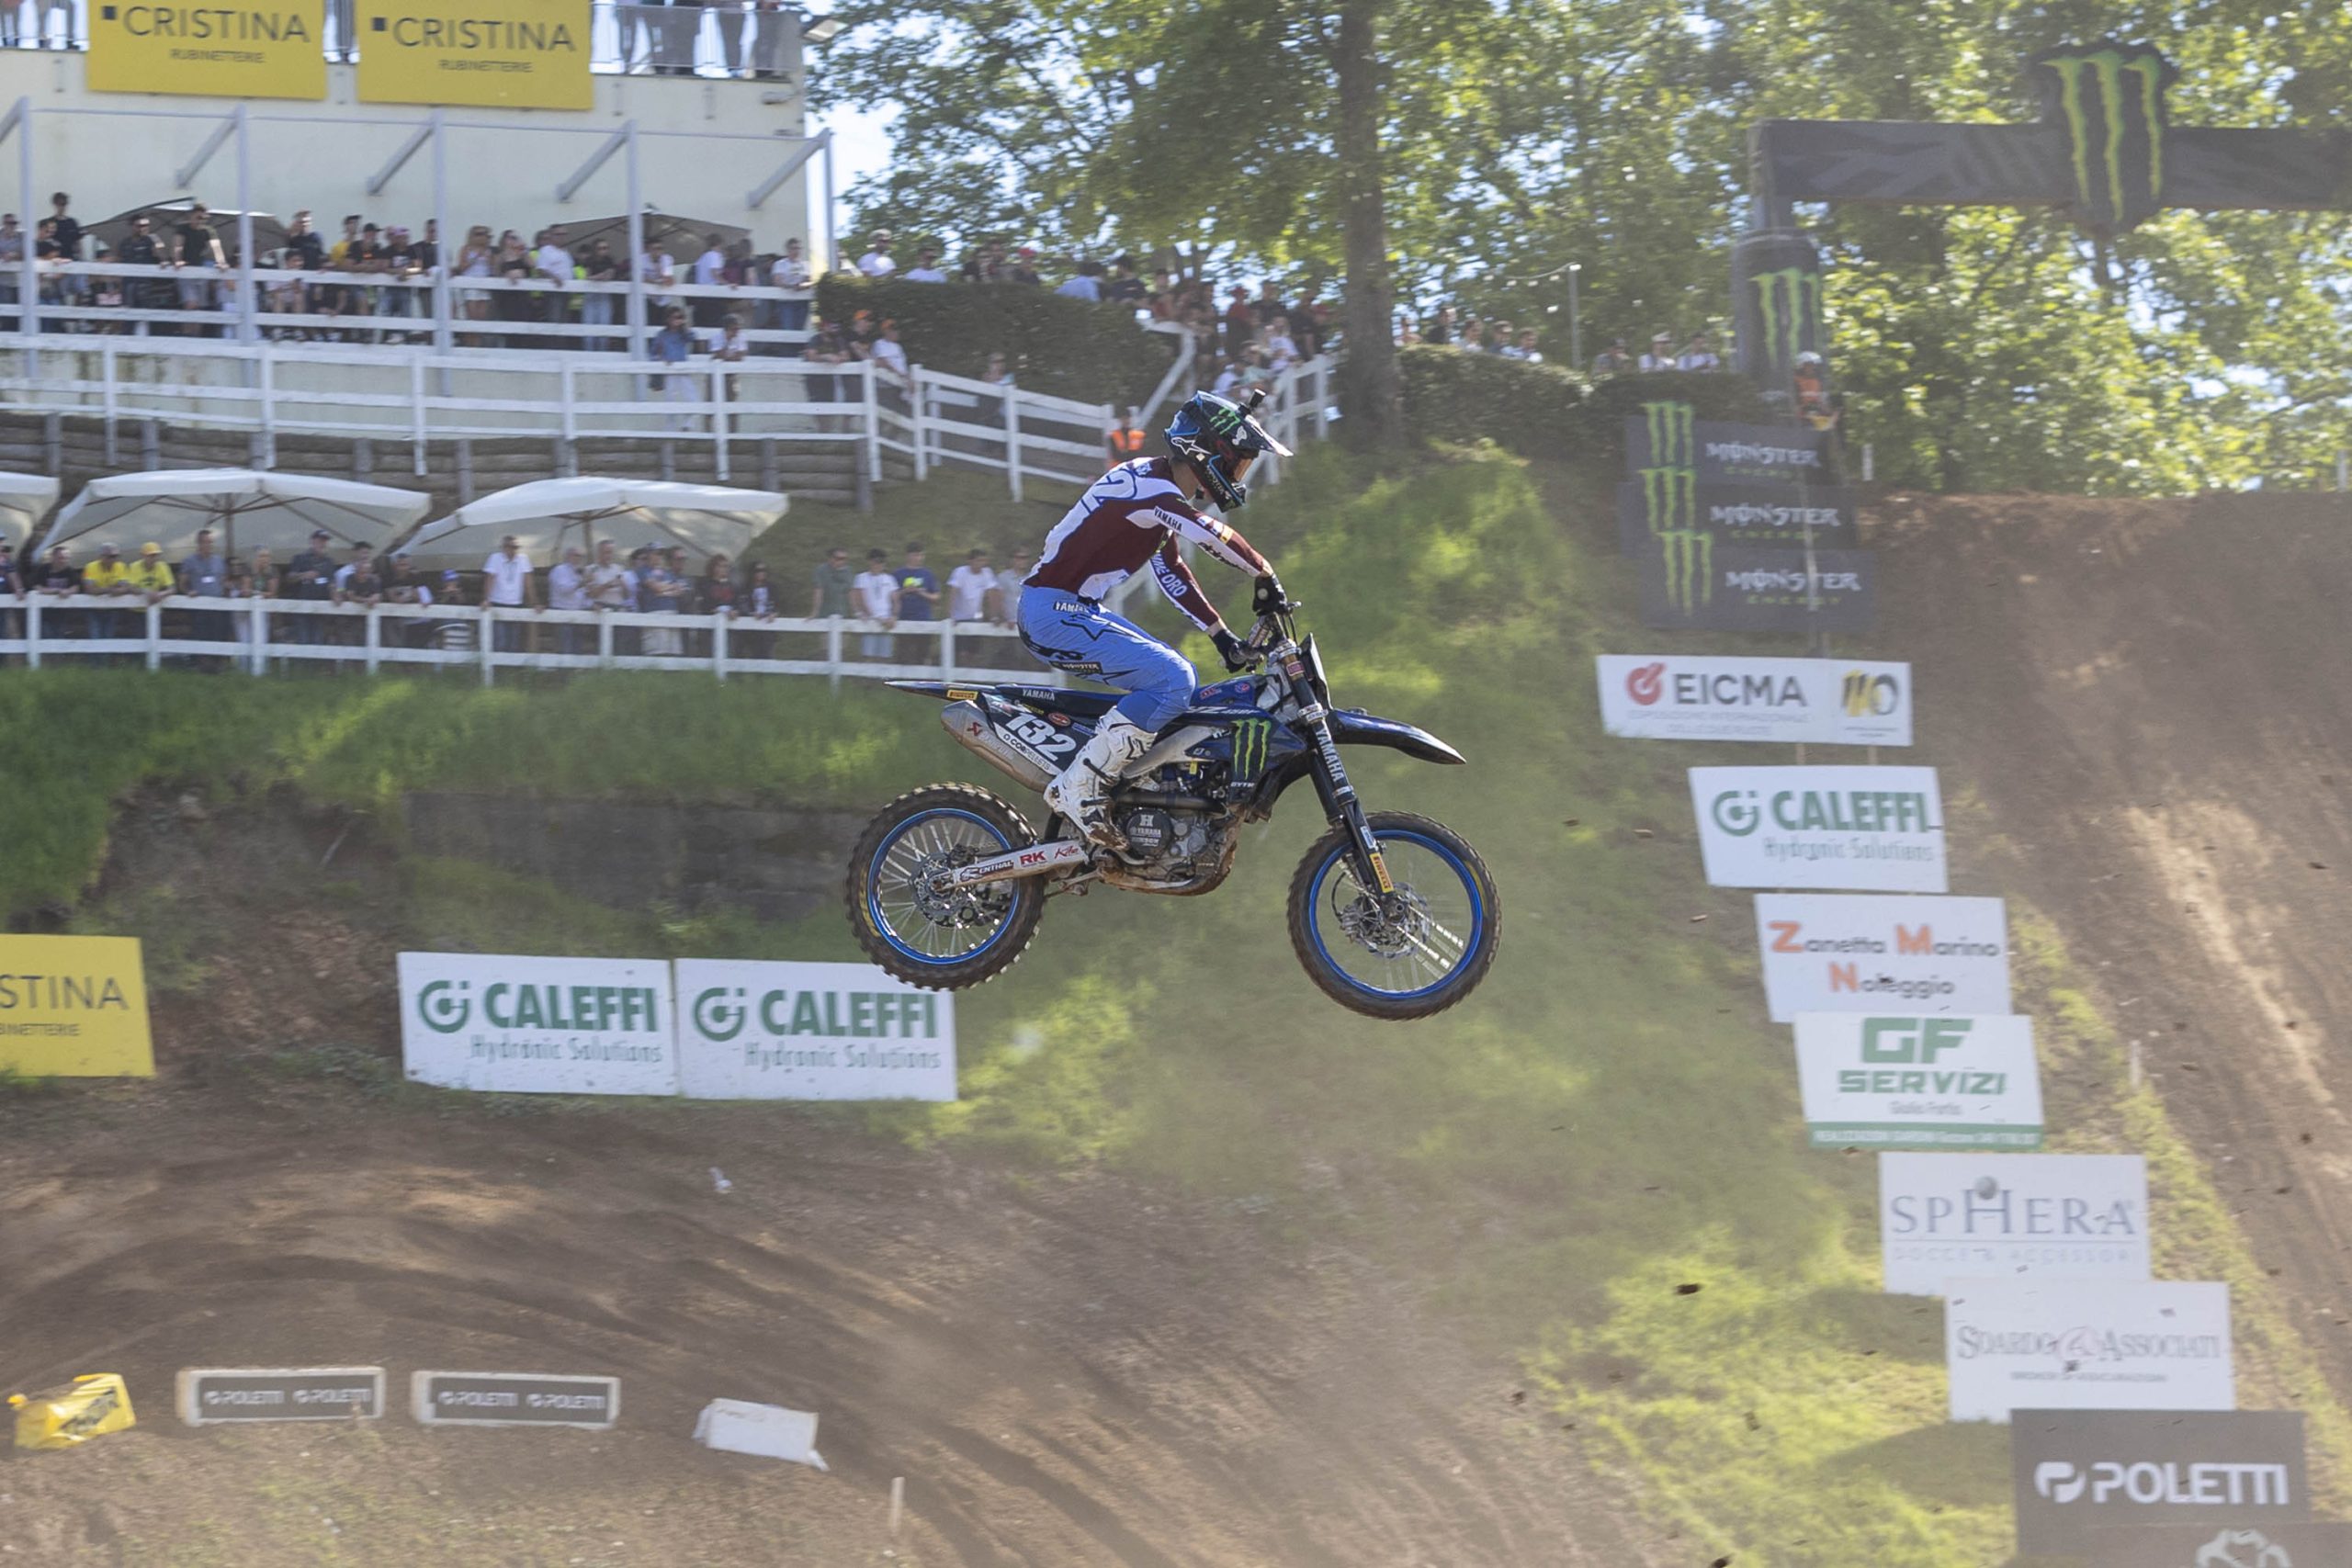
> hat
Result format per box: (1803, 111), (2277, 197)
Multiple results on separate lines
(441, 569), (459, 581)
(1016, 245), (1038, 258)
(101, 541), (119, 553)
(140, 541), (162, 557)
(1652, 332), (1672, 344)
(311, 528), (330, 539)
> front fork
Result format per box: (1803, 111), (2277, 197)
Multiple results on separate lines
(1303, 710), (1395, 895)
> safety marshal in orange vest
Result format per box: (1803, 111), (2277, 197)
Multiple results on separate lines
(1104, 406), (1148, 471)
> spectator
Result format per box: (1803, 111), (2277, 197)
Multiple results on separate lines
(1104, 254), (1146, 308)
(856, 229), (896, 278)
(327, 0), (354, 60)
(893, 543), (937, 660)
(1005, 246), (1043, 287)
(377, 225), (421, 343)
(1494, 321), (1525, 360)
(769, 236), (810, 343)
(1105, 406), (1147, 469)
(713, 0), (748, 76)
(723, 237), (755, 288)
(282, 209), (325, 271)
(800, 311), (849, 403)
(284, 528), (336, 646)
(48, 191), (80, 321)
(700, 551), (737, 657)
(1514, 327), (1544, 363)
(961, 240), (1005, 284)
(1793, 351), (1838, 429)
(1223, 285), (1254, 357)
(808, 544), (854, 618)
(869, 316), (911, 396)
(456, 223), (495, 344)
(1639, 332), (1678, 372)
(545, 543), (590, 653)
(1677, 332), (1720, 372)
(1458, 318), (1487, 354)
(584, 537), (631, 613)
(639, 238), (679, 316)
(0, 213), (22, 326)
(651, 0), (700, 75)
(1263, 315), (1298, 372)
(689, 231), (728, 328)
(1056, 260), (1103, 302)
(246, 546), (280, 602)
(535, 223), (575, 337)
(433, 570), (474, 652)
(580, 239), (619, 352)
(82, 541), (129, 644)
(740, 558), (777, 658)
(126, 540), (174, 610)
(639, 547), (685, 656)
(650, 306), (698, 428)
(334, 544), (383, 611)
(946, 547), (994, 622)
(852, 547), (896, 660)
(32, 544), (79, 639)
(0, 0), (19, 50)
(178, 526), (230, 663)
(175, 203), (225, 335)
(1211, 358), (1242, 398)
(714, 310), (750, 364)
(1590, 336), (1634, 377)
(481, 533), (535, 652)
(903, 246), (948, 284)
(1424, 304), (1455, 346)
(749, 0), (788, 78)
(991, 547), (1032, 627)
(980, 348), (1014, 390)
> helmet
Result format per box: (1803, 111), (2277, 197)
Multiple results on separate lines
(1166, 390), (1293, 511)
(1795, 351), (1824, 367)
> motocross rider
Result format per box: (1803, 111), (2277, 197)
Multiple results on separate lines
(1018, 389), (1291, 852)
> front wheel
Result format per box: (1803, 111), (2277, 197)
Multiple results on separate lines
(1287, 812), (1499, 1020)
(847, 784), (1047, 990)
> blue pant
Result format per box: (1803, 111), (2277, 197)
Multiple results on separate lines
(1017, 587), (1197, 729)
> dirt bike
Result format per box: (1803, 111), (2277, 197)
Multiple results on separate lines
(845, 578), (1499, 1020)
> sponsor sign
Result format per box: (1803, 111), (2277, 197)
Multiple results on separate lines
(1794, 1015), (2041, 1149)
(0, 934), (155, 1077)
(398, 952), (677, 1096)
(1881, 1153), (2148, 1295)
(1616, 479), (1860, 556)
(1689, 766), (1946, 893)
(1638, 544), (1876, 633)
(1625, 413), (1834, 483)
(1946, 1278), (2233, 1423)
(356, 0), (593, 108)
(1753, 894), (2010, 1023)
(2086, 1522), (2352, 1568)
(673, 959), (956, 1101)
(412, 1371), (619, 1429)
(87, 0), (326, 99)
(2012, 1409), (2309, 1556)
(1596, 656), (1911, 747)
(176, 1367), (385, 1425)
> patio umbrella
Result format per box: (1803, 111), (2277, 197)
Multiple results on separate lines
(87, 202), (291, 261)
(46, 469), (432, 561)
(560, 213), (751, 260)
(0, 471), (61, 550)
(399, 478), (787, 569)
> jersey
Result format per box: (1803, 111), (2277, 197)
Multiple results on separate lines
(1023, 457), (1267, 632)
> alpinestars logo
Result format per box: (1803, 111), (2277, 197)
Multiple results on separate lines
(1749, 265), (1820, 378)
(2035, 41), (2176, 233)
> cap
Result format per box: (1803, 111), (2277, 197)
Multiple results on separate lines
(101, 541), (119, 553)
(140, 541), (162, 556)
(442, 569), (459, 581)
(1652, 331), (1672, 343)
(311, 528), (330, 539)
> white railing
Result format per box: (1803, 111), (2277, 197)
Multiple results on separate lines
(0, 593), (1049, 688)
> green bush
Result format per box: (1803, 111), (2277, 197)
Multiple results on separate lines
(1399, 346), (1779, 467)
(814, 276), (1173, 409)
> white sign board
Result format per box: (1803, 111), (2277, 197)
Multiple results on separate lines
(1596, 656), (1913, 746)
(398, 952), (678, 1096)
(1882, 1153), (2150, 1295)
(1946, 1278), (2233, 1424)
(1795, 1014), (2042, 1149)
(1690, 766), (1947, 891)
(1753, 894), (2011, 1022)
(694, 1399), (828, 1469)
(673, 959), (957, 1101)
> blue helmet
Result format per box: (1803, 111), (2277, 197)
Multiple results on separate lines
(1166, 390), (1292, 511)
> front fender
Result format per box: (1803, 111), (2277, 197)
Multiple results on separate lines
(1328, 708), (1464, 765)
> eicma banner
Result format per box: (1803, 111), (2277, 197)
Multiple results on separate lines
(399, 952), (678, 1095)
(1753, 894), (2010, 1023)
(1946, 1278), (2233, 1425)
(88, 0), (327, 99)
(1689, 766), (1947, 892)
(1794, 1014), (2041, 1150)
(2011, 1409), (2309, 1558)
(1879, 1152), (2148, 1295)
(1596, 656), (1912, 747)
(0, 934), (155, 1077)
(356, 0), (594, 108)
(673, 959), (956, 1101)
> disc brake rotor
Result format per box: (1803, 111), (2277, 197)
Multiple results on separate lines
(1336, 885), (1431, 959)
(910, 847), (1012, 929)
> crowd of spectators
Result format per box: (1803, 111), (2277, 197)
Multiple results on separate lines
(1403, 303), (1726, 379)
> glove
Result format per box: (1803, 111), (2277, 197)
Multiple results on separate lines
(1252, 572), (1288, 615)
(1211, 627), (1253, 672)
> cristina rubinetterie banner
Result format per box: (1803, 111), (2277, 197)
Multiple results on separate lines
(88, 0), (328, 99)
(356, 0), (592, 108)
(0, 935), (155, 1077)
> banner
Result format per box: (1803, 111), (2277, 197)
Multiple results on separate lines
(87, 0), (327, 99)
(0, 935), (154, 1077)
(177, 1368), (385, 1425)
(1616, 479), (1860, 556)
(398, 952), (677, 1095)
(1689, 766), (1946, 892)
(1794, 1014), (2041, 1149)
(2012, 1409), (2309, 1557)
(1638, 544), (1876, 633)
(1597, 656), (1911, 747)
(1947, 1278), (2233, 1423)
(1624, 413), (1834, 483)
(1753, 894), (2009, 1022)
(411, 1371), (619, 1429)
(673, 959), (957, 1101)
(1880, 1152), (2148, 1294)
(356, 0), (593, 108)
(2085, 1522), (2351, 1568)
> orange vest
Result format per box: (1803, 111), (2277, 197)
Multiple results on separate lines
(1109, 426), (1147, 456)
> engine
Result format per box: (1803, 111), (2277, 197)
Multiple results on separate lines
(1106, 803), (1232, 891)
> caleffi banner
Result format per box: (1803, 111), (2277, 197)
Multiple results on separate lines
(1753, 894), (2010, 1023)
(673, 958), (956, 1101)
(1946, 1277), (2233, 1424)
(1689, 765), (1947, 892)
(1881, 1152), (2150, 1297)
(399, 952), (678, 1095)
(1794, 1013), (2041, 1150)
(0, 934), (155, 1077)
(1596, 655), (1911, 747)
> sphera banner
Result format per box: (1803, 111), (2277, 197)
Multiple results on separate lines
(1753, 894), (2010, 1022)
(0, 934), (155, 1077)
(87, 0), (327, 99)
(1615, 479), (1860, 557)
(356, 0), (593, 108)
(2011, 1409), (2309, 1557)
(1638, 544), (1876, 633)
(673, 958), (957, 1101)
(2084, 1521), (2351, 1568)
(1946, 1278), (2232, 1424)
(1880, 1152), (2147, 1294)
(1596, 655), (1911, 746)
(398, 951), (677, 1095)
(1689, 766), (1946, 892)
(1794, 1014), (2041, 1149)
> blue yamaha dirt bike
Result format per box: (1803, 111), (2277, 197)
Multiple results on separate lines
(845, 580), (1499, 1020)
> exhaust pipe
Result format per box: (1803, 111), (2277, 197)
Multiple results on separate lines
(940, 700), (1054, 792)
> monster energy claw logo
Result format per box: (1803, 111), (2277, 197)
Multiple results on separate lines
(1637, 466), (1696, 533)
(1640, 401), (1694, 468)
(1750, 265), (1820, 376)
(1231, 717), (1272, 782)
(1658, 530), (1713, 616)
(2036, 41), (2174, 233)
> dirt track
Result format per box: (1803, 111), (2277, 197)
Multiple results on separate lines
(1880, 490), (2352, 1397)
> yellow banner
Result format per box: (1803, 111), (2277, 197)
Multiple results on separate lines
(0, 936), (154, 1078)
(356, 0), (593, 109)
(87, 0), (327, 100)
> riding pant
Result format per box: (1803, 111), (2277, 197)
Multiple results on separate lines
(1017, 586), (1196, 730)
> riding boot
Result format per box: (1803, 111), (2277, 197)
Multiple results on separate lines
(1043, 710), (1155, 851)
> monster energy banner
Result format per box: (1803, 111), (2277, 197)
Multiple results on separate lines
(1617, 479), (1859, 557)
(1639, 544), (1876, 633)
(1623, 413), (1834, 485)
(2035, 42), (2177, 234)
(1733, 229), (1826, 396)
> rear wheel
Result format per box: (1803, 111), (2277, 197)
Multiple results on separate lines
(1287, 812), (1499, 1020)
(847, 784), (1047, 990)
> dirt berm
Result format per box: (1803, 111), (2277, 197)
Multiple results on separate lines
(1881, 489), (2352, 1396)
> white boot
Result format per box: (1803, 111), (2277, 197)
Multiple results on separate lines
(1044, 710), (1155, 851)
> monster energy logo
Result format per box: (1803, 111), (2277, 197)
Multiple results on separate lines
(1207, 399), (1244, 434)
(1231, 717), (1272, 781)
(1749, 265), (1820, 375)
(1657, 530), (1714, 615)
(1639, 400), (1694, 468)
(1636, 466), (1697, 533)
(2038, 43), (2173, 232)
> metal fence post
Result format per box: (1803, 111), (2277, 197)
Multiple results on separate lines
(1003, 388), (1023, 502)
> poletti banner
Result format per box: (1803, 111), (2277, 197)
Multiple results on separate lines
(1595, 656), (1912, 747)
(1793, 1014), (2042, 1149)
(1946, 1278), (2233, 1424)
(1879, 1152), (2149, 1295)
(1753, 894), (2011, 1023)
(2010, 1408), (2310, 1557)
(1689, 766), (1947, 892)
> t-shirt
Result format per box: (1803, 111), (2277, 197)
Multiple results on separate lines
(1056, 276), (1102, 302)
(286, 548), (337, 601)
(83, 558), (130, 593)
(810, 560), (854, 617)
(180, 553), (229, 596)
(33, 560), (79, 593)
(994, 567), (1026, 613)
(945, 564), (994, 620)
(547, 561), (590, 612)
(693, 249), (727, 287)
(853, 569), (897, 620)
(583, 561), (631, 608)
(893, 565), (939, 621)
(177, 222), (219, 266)
(481, 550), (533, 606)
(124, 558), (175, 594)
(770, 254), (810, 288)
(902, 266), (948, 283)
(871, 337), (909, 378)
(856, 251), (897, 277)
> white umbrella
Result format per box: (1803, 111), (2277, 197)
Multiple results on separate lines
(0, 471), (61, 550)
(47, 468), (431, 561)
(399, 478), (788, 569)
